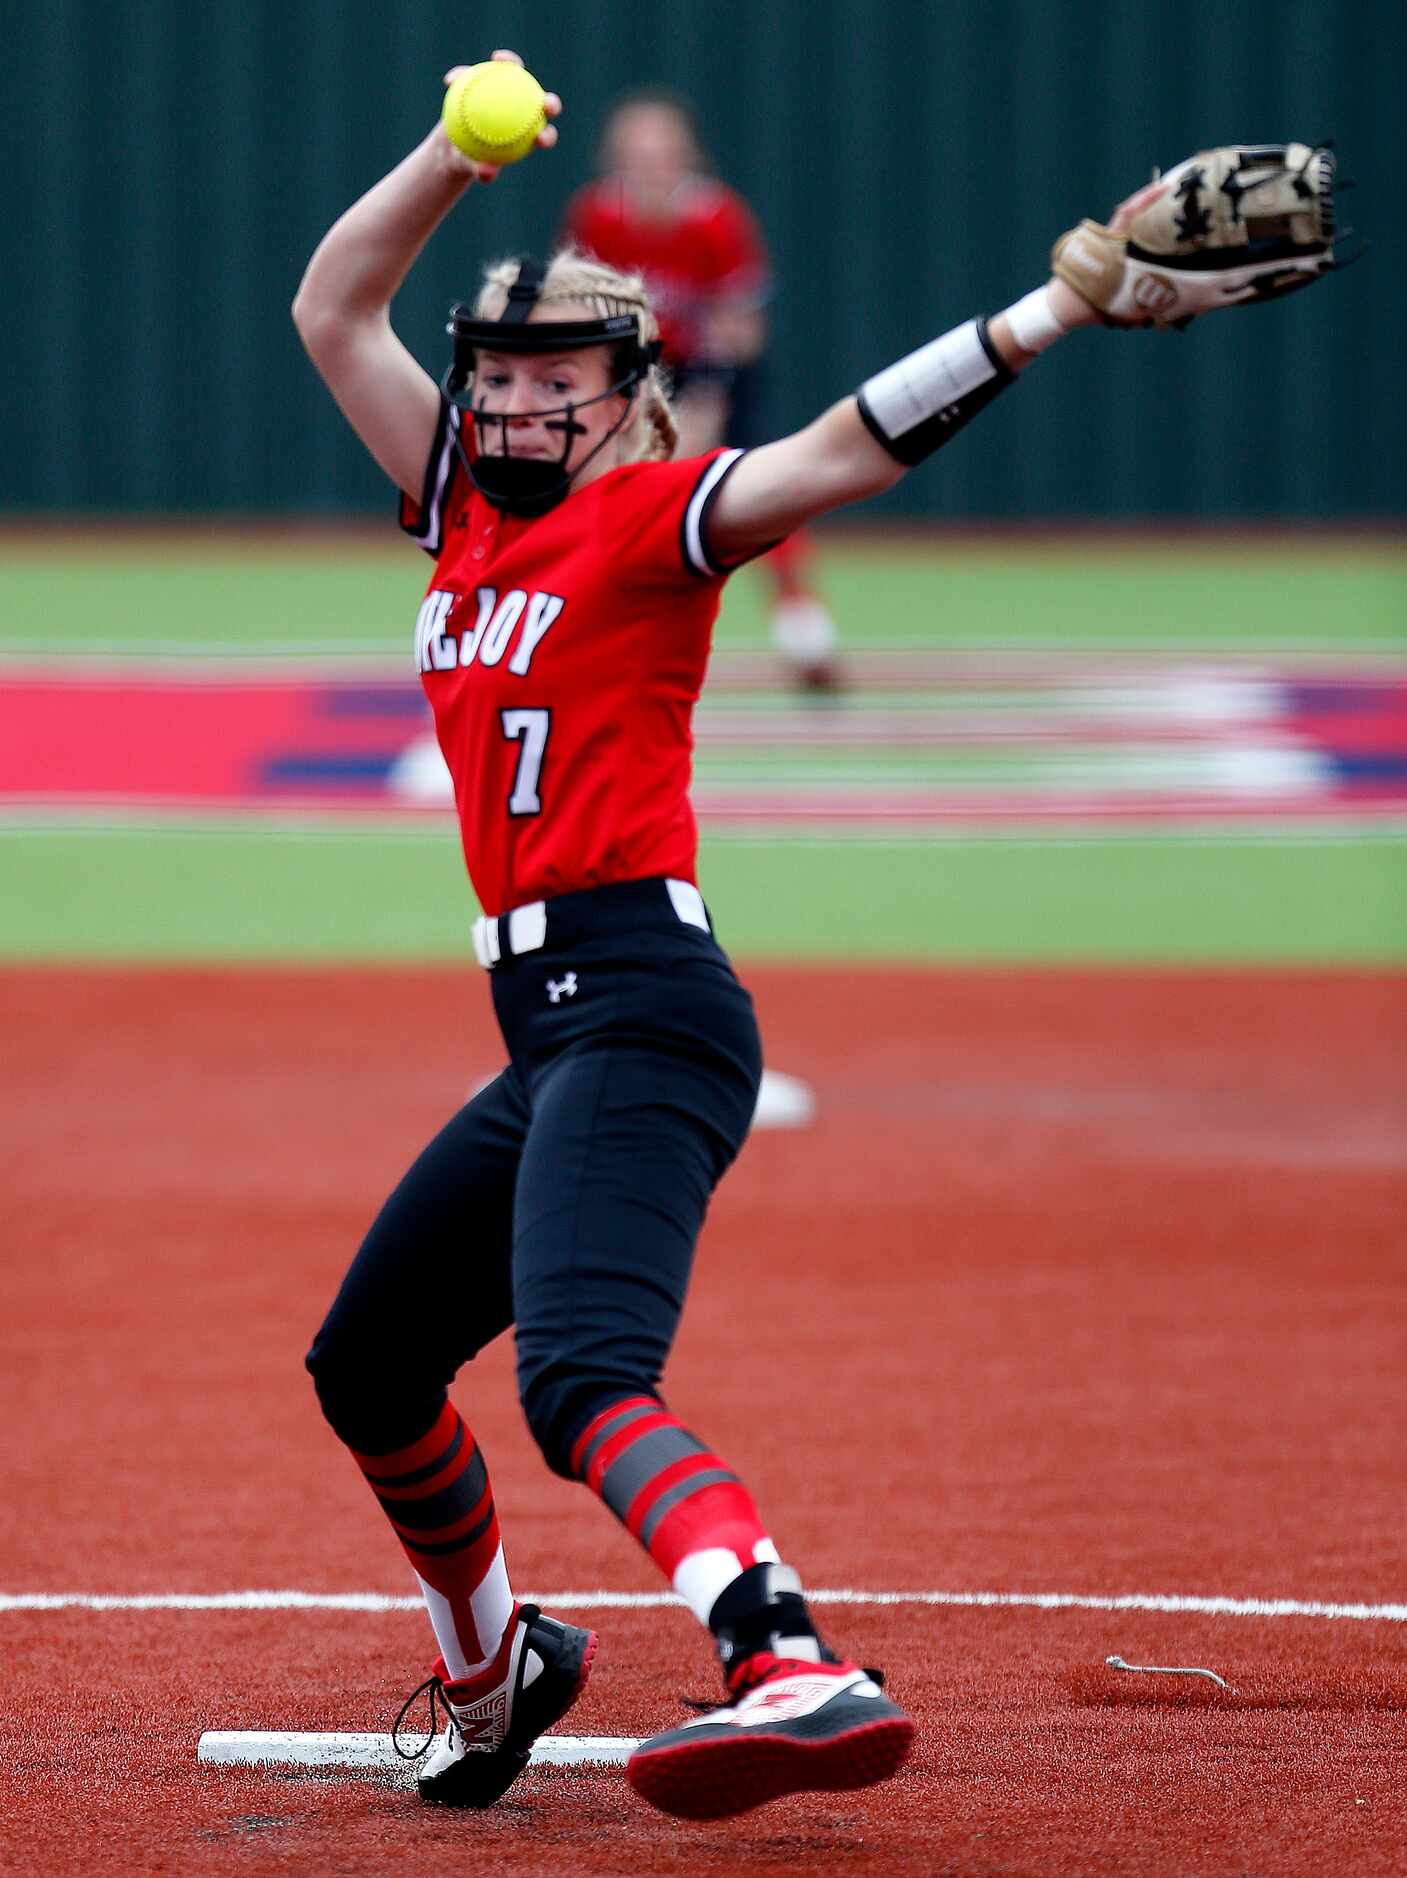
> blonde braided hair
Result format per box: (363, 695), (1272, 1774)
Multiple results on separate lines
(474, 249), (678, 464)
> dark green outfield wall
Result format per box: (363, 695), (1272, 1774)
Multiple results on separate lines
(5, 0), (1401, 520)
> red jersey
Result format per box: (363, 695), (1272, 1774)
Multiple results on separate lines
(401, 396), (743, 917)
(561, 177), (770, 364)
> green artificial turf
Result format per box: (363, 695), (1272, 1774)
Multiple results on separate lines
(3, 534), (1402, 653)
(3, 823), (1401, 963)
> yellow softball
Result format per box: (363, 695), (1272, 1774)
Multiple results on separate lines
(441, 62), (547, 167)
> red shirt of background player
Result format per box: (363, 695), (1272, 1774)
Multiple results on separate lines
(561, 177), (771, 365)
(401, 400), (743, 916)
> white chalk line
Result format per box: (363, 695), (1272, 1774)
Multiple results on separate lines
(6, 1588), (1405, 1621)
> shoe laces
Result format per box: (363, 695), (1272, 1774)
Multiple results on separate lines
(725, 1650), (795, 1700)
(391, 1674), (450, 1762)
(683, 1649), (885, 1713)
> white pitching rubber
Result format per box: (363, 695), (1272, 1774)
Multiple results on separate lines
(197, 1731), (638, 1774)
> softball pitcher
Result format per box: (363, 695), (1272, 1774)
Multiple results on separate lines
(294, 49), (1341, 1820)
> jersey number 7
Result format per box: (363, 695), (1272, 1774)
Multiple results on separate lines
(502, 708), (550, 816)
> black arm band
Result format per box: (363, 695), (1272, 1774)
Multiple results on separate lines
(855, 316), (1014, 466)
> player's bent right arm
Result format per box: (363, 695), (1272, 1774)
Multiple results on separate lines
(292, 128), (473, 499)
(292, 54), (561, 501)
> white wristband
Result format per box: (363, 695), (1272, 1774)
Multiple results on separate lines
(1002, 284), (1071, 356)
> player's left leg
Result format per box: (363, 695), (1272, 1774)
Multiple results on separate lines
(512, 1022), (776, 1623)
(502, 931), (912, 1818)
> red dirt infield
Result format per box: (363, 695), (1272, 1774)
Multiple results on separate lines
(3, 965), (1405, 1875)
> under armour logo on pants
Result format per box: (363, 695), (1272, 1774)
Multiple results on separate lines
(546, 972), (578, 1004)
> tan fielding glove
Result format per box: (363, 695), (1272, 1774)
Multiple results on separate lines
(1052, 143), (1340, 329)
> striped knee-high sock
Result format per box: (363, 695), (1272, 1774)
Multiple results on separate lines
(351, 1402), (514, 1681)
(570, 1395), (780, 1623)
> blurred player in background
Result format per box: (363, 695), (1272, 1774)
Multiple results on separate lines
(562, 88), (843, 690)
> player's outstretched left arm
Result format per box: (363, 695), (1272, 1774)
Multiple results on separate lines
(707, 146), (1342, 563)
(704, 271), (1098, 558)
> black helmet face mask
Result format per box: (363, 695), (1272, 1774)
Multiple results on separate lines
(442, 258), (662, 518)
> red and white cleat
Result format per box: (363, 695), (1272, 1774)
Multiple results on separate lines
(394, 1603), (597, 1808)
(626, 1651), (914, 1820)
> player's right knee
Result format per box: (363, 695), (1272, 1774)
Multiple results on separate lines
(304, 1324), (363, 1441)
(304, 1321), (439, 1456)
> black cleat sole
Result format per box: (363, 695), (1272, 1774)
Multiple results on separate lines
(627, 1704), (913, 1820)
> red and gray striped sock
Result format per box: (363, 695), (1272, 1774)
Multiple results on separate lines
(351, 1402), (514, 1680)
(570, 1395), (783, 1622)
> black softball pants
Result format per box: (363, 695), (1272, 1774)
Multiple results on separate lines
(306, 879), (763, 1475)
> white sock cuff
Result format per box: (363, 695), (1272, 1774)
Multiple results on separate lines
(415, 1544), (514, 1682)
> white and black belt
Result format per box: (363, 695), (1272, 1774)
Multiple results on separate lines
(471, 877), (710, 970)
